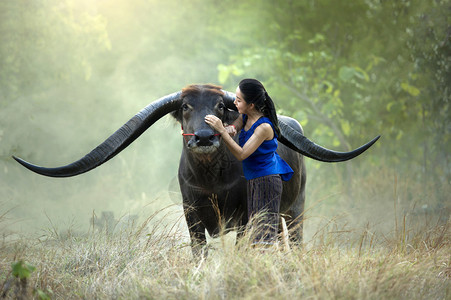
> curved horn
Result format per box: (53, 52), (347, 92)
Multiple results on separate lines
(278, 119), (380, 162)
(13, 91), (183, 177)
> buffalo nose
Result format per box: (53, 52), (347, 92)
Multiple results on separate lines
(194, 129), (216, 146)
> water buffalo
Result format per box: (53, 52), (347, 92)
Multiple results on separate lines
(13, 84), (379, 255)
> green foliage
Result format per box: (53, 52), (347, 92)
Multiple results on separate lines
(11, 260), (36, 279)
(0, 0), (111, 102)
(1, 260), (51, 299)
(213, 0), (450, 192)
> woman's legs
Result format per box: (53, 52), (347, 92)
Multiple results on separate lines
(247, 174), (282, 245)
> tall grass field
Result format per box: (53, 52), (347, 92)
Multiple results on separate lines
(1, 171), (450, 299)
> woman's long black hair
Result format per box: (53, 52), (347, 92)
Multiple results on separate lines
(238, 78), (280, 137)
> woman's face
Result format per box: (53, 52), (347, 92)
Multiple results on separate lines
(234, 86), (254, 115)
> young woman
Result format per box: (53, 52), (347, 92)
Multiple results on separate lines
(205, 78), (293, 246)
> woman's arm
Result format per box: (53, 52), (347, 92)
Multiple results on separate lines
(232, 114), (244, 132)
(224, 114), (244, 137)
(205, 114), (272, 161)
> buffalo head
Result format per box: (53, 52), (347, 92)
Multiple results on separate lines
(170, 84), (238, 154)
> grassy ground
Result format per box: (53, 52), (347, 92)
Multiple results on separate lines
(0, 203), (449, 299)
(1, 167), (450, 299)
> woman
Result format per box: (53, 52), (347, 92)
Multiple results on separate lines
(205, 78), (293, 246)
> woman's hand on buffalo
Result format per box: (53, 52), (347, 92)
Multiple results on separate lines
(205, 115), (226, 135)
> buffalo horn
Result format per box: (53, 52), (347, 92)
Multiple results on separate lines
(278, 119), (380, 162)
(13, 91), (183, 177)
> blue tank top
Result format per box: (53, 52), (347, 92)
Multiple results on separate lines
(239, 115), (294, 181)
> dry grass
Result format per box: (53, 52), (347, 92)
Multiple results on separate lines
(0, 205), (449, 300)
(1, 169), (450, 299)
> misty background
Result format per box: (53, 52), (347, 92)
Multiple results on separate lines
(1, 0), (449, 242)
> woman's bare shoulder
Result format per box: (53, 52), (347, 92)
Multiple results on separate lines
(254, 122), (274, 140)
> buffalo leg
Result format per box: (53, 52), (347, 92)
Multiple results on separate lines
(285, 193), (305, 245)
(183, 204), (207, 258)
(278, 169), (306, 245)
(286, 161), (306, 245)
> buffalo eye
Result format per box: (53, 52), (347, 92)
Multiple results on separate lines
(182, 103), (189, 112)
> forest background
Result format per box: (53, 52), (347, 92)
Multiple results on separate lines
(0, 0), (449, 240)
